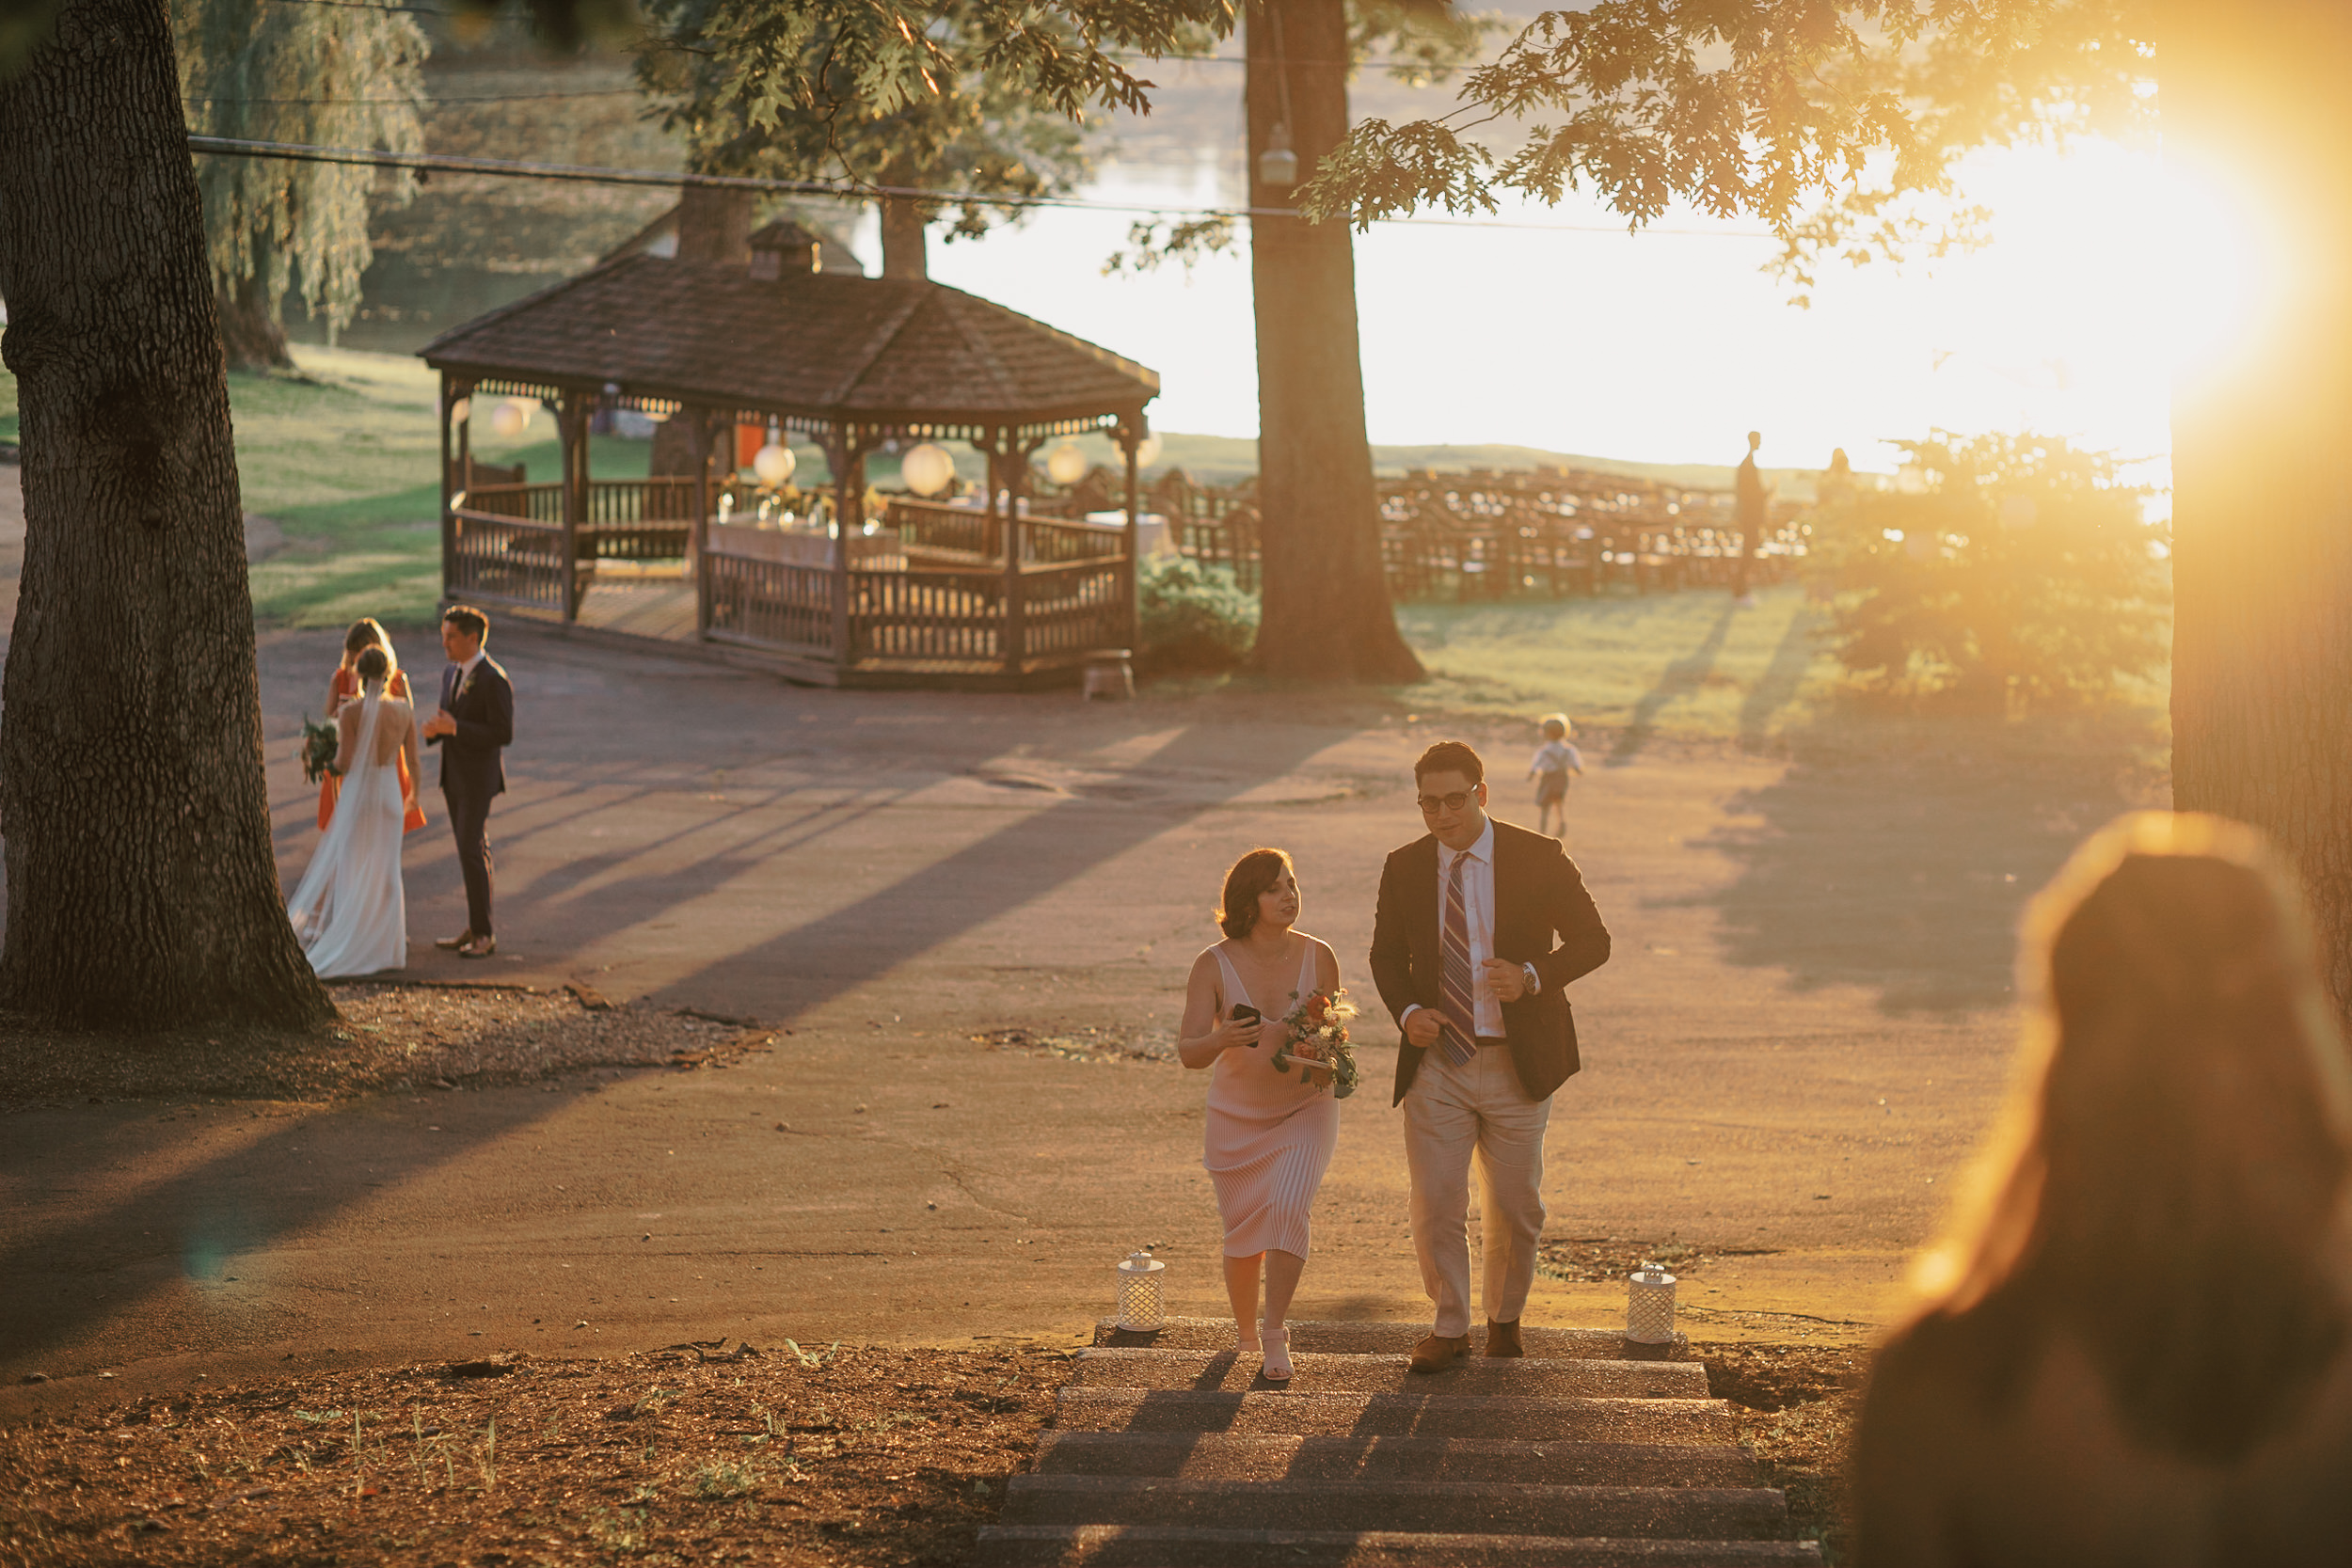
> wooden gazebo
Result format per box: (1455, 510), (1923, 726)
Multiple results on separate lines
(417, 236), (1158, 687)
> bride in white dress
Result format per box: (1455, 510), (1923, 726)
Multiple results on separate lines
(287, 645), (419, 976)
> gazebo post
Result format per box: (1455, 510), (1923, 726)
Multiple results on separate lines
(438, 373), (455, 608)
(690, 408), (714, 638)
(1119, 417), (1143, 655)
(559, 393), (588, 623)
(994, 431), (1023, 677)
(831, 424), (866, 670)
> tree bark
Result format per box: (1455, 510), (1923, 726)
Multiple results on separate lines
(1246, 0), (1423, 684)
(2163, 0), (2352, 1021)
(880, 197), (929, 279)
(0, 0), (334, 1030)
(651, 185), (756, 477)
(216, 270), (293, 374)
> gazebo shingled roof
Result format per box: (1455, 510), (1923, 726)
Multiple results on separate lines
(419, 253), (1158, 434)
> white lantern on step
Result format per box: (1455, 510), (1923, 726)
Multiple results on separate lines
(1627, 1263), (1677, 1344)
(1115, 1249), (1166, 1333)
(901, 441), (956, 498)
(753, 426), (797, 487)
(1046, 441), (1089, 486)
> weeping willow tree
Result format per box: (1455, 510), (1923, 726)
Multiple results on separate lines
(174, 0), (427, 369)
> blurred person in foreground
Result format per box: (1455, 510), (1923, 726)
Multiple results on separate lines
(1854, 812), (2352, 1565)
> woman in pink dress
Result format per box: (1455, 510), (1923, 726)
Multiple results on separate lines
(1179, 847), (1343, 1383)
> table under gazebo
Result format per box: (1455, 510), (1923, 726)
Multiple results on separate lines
(418, 232), (1158, 688)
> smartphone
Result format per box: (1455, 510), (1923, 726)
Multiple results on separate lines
(1230, 1005), (1261, 1025)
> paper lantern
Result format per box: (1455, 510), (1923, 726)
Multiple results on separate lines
(1258, 123), (1299, 187)
(1046, 442), (1089, 486)
(901, 442), (956, 497)
(488, 399), (529, 439)
(753, 428), (797, 487)
(1135, 433), (1163, 467)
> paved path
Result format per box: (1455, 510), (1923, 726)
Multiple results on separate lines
(0, 609), (2155, 1413)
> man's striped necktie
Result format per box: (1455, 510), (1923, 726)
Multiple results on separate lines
(1438, 850), (1478, 1065)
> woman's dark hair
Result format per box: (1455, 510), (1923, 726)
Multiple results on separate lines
(1217, 847), (1294, 940)
(1911, 812), (2352, 1462)
(355, 646), (390, 683)
(442, 605), (489, 643)
(344, 617), (387, 657)
(1414, 740), (1484, 786)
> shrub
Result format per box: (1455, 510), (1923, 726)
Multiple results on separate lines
(1137, 554), (1258, 673)
(1805, 432), (2169, 710)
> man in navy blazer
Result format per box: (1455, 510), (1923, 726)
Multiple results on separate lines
(421, 604), (514, 958)
(1370, 740), (1611, 1373)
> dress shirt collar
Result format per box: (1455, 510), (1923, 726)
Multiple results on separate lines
(1438, 816), (1496, 871)
(454, 648), (486, 679)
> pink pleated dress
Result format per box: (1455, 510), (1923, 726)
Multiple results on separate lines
(1203, 938), (1342, 1259)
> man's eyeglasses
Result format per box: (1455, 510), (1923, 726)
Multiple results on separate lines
(1417, 790), (1475, 814)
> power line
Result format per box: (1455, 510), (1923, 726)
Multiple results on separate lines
(183, 134), (1782, 238)
(185, 89), (646, 106)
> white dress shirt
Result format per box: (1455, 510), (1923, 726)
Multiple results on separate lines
(1403, 818), (1537, 1039)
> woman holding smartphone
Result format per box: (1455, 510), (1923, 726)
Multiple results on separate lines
(1179, 847), (1343, 1383)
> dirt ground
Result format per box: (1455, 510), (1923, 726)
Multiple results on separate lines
(0, 606), (2166, 1416)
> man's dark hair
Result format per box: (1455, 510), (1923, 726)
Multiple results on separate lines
(442, 605), (489, 643)
(1414, 740), (1484, 786)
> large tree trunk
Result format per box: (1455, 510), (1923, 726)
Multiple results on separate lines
(216, 270), (293, 374)
(2164, 0), (2352, 1020)
(0, 0), (334, 1030)
(1246, 0), (1422, 684)
(880, 196), (929, 279)
(651, 184), (755, 477)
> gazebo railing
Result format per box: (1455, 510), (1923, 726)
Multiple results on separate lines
(1017, 558), (1127, 663)
(704, 549), (834, 653)
(851, 566), (1004, 662)
(448, 504), (571, 614)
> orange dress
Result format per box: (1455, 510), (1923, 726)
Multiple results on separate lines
(319, 667), (427, 834)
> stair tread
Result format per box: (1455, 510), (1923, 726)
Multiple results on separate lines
(1055, 1387), (1737, 1440)
(1071, 1347), (1708, 1398)
(1096, 1317), (1692, 1362)
(972, 1524), (1825, 1567)
(1000, 1474), (1786, 1537)
(1032, 1432), (1758, 1486)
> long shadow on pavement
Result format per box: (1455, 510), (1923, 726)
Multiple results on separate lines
(1683, 710), (2165, 1013)
(0, 713), (1338, 1369)
(1607, 604), (1738, 768)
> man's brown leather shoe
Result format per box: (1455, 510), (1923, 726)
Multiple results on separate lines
(1408, 1333), (1470, 1374)
(435, 929), (476, 951)
(1486, 1320), (1525, 1358)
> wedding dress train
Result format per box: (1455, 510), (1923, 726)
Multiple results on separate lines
(287, 689), (408, 976)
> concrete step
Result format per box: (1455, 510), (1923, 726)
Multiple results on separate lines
(972, 1525), (1824, 1567)
(1056, 1388), (1737, 1443)
(1095, 1316), (1690, 1362)
(1070, 1347), (1708, 1400)
(1032, 1432), (1759, 1488)
(1000, 1476), (1788, 1540)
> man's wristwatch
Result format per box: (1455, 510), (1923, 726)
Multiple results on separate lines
(1521, 963), (1540, 994)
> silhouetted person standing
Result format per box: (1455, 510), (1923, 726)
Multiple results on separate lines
(1732, 430), (1766, 604)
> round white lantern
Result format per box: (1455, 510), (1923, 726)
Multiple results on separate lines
(1115, 1248), (1166, 1333)
(1627, 1263), (1677, 1344)
(488, 399), (530, 439)
(901, 441), (956, 497)
(1135, 433), (1163, 468)
(754, 430), (798, 487)
(1046, 442), (1089, 486)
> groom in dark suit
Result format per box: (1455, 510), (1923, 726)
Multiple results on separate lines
(1371, 740), (1611, 1373)
(421, 604), (514, 958)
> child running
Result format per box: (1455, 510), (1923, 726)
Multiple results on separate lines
(1528, 713), (1583, 838)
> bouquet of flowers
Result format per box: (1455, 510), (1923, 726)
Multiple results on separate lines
(301, 716), (340, 784)
(1273, 987), (1360, 1100)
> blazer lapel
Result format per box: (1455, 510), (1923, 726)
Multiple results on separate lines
(1411, 835), (1442, 990)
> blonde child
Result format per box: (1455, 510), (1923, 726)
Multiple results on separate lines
(1528, 714), (1582, 838)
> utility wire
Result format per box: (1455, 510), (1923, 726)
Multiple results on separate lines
(183, 134), (1781, 238)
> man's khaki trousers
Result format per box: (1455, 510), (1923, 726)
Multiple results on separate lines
(1404, 1041), (1553, 1338)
